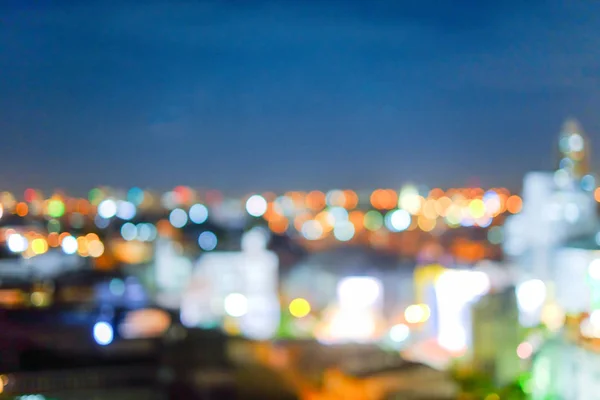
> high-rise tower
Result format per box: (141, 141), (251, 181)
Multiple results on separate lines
(557, 118), (590, 179)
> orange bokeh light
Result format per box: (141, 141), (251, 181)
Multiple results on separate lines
(268, 218), (289, 234)
(595, 188), (600, 203)
(349, 210), (364, 232)
(47, 232), (60, 247)
(343, 190), (359, 209)
(306, 191), (326, 211)
(15, 202), (28, 217)
(77, 198), (91, 214)
(506, 195), (523, 214)
(370, 189), (397, 210)
(58, 232), (70, 244)
(86, 233), (100, 242)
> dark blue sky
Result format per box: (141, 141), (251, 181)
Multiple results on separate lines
(1, 0), (599, 195)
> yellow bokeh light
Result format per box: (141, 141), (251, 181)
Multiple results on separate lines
(30, 291), (50, 307)
(404, 304), (431, 324)
(468, 199), (486, 219)
(31, 238), (48, 255)
(289, 298), (311, 318)
(0, 374), (7, 393)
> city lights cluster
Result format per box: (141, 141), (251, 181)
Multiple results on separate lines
(0, 229), (105, 259)
(248, 186), (522, 241)
(0, 185), (523, 251)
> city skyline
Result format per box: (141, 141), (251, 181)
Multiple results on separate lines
(2, 1), (600, 193)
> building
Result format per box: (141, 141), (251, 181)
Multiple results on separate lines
(180, 228), (280, 340)
(557, 118), (590, 180)
(503, 119), (598, 324)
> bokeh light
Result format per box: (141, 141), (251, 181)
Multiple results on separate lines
(121, 223), (137, 241)
(127, 187), (145, 205)
(389, 323), (410, 343)
(98, 199), (117, 219)
(88, 240), (105, 258)
(116, 201), (136, 220)
(385, 209), (411, 232)
(363, 210), (383, 231)
(301, 220), (323, 240)
(47, 199), (65, 218)
(93, 322), (114, 346)
(61, 235), (78, 255)
(246, 195), (268, 217)
(289, 298), (311, 318)
(506, 195), (523, 214)
(7, 234), (27, 253)
(224, 293), (248, 317)
(169, 208), (188, 228)
(404, 304), (431, 324)
(516, 342), (533, 360)
(31, 238), (48, 255)
(333, 221), (355, 241)
(189, 204), (209, 224)
(198, 231), (218, 251)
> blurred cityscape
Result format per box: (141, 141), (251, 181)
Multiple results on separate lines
(1, 118), (598, 399)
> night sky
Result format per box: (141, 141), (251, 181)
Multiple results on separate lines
(1, 1), (600, 195)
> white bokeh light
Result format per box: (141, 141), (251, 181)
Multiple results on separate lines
(7, 234), (27, 253)
(333, 221), (355, 241)
(386, 209), (411, 232)
(189, 204), (209, 224)
(61, 235), (78, 255)
(116, 201), (136, 220)
(301, 220), (323, 240)
(224, 293), (248, 317)
(169, 208), (188, 228)
(93, 322), (114, 346)
(389, 323), (410, 343)
(121, 223), (137, 241)
(516, 279), (547, 313)
(245, 195), (268, 217)
(569, 133), (584, 152)
(98, 199), (117, 219)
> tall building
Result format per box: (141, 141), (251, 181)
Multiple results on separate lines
(504, 119), (598, 327)
(557, 118), (590, 180)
